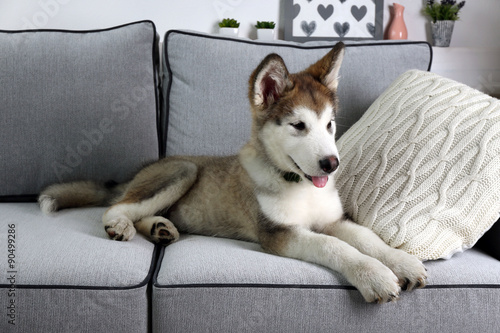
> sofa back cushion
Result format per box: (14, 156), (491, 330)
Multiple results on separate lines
(0, 21), (160, 199)
(162, 31), (432, 157)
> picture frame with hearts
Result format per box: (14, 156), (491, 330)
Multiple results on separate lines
(284, 0), (384, 41)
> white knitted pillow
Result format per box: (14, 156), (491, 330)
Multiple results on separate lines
(336, 70), (500, 260)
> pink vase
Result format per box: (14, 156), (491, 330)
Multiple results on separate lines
(387, 3), (408, 40)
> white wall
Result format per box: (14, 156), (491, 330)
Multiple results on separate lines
(0, 0), (281, 40)
(1, 0), (499, 94)
(1, 0), (499, 47)
(384, 0), (500, 48)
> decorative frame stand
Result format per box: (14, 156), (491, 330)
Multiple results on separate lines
(284, 0), (384, 42)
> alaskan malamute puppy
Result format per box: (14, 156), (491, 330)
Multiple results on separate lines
(39, 42), (427, 303)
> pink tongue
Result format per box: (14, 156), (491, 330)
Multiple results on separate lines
(311, 176), (329, 188)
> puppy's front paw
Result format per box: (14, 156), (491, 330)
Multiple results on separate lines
(104, 217), (136, 241)
(349, 258), (401, 303)
(383, 249), (427, 291)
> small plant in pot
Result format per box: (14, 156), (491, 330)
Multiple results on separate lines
(423, 0), (465, 47)
(255, 21), (276, 40)
(219, 18), (240, 37)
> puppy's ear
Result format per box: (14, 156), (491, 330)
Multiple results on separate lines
(305, 42), (345, 92)
(249, 54), (293, 109)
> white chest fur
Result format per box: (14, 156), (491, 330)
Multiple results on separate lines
(257, 178), (344, 229)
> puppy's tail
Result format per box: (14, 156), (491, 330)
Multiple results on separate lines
(38, 180), (126, 214)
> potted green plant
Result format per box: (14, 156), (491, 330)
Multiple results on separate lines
(219, 18), (240, 37)
(423, 0), (465, 47)
(255, 21), (276, 40)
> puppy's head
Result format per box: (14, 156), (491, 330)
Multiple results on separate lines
(248, 43), (345, 188)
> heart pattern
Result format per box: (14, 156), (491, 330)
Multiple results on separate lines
(366, 22), (375, 37)
(301, 21), (317, 37)
(293, 4), (301, 19)
(351, 5), (367, 22)
(318, 4), (334, 21)
(334, 22), (350, 38)
(290, 0), (379, 39)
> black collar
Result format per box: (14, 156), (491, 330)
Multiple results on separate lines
(282, 171), (302, 183)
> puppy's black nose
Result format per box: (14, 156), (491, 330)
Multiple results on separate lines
(319, 156), (339, 174)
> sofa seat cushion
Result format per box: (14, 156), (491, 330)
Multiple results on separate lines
(155, 235), (349, 286)
(0, 203), (156, 332)
(0, 21), (160, 198)
(152, 235), (500, 332)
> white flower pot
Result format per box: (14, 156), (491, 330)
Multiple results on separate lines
(257, 29), (275, 40)
(219, 27), (239, 37)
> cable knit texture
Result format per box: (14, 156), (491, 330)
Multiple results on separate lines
(336, 70), (500, 260)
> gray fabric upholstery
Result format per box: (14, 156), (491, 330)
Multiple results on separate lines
(0, 204), (155, 286)
(153, 236), (500, 333)
(155, 31), (500, 333)
(154, 287), (499, 333)
(0, 21), (159, 332)
(0, 203), (155, 332)
(2, 23), (497, 333)
(162, 31), (432, 157)
(156, 235), (348, 285)
(0, 21), (160, 197)
(3, 287), (149, 333)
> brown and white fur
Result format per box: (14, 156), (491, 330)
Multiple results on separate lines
(38, 43), (427, 303)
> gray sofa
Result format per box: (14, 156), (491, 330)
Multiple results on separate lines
(1, 21), (499, 333)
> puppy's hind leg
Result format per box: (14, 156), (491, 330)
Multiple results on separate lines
(135, 216), (180, 246)
(103, 159), (197, 242)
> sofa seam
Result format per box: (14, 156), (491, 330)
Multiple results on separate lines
(0, 20), (157, 35)
(154, 283), (357, 290)
(148, 22), (163, 160)
(152, 283), (500, 290)
(0, 244), (160, 291)
(151, 244), (167, 288)
(165, 29), (432, 51)
(161, 32), (174, 157)
(0, 195), (38, 202)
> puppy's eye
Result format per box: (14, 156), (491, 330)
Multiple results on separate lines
(327, 121), (332, 130)
(291, 122), (306, 131)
